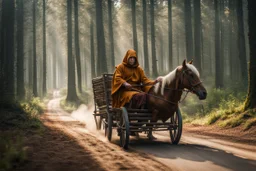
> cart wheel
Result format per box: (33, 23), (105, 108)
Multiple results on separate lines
(106, 111), (112, 141)
(169, 107), (182, 144)
(120, 107), (130, 149)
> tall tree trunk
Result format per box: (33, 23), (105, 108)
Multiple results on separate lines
(0, 0), (7, 100)
(74, 0), (82, 93)
(108, 0), (115, 71)
(194, 0), (202, 73)
(176, 31), (180, 65)
(42, 0), (47, 96)
(220, 0), (225, 79)
(42, 0), (47, 94)
(244, 0), (256, 109)
(214, 0), (223, 88)
(66, 0), (78, 102)
(159, 32), (164, 73)
(0, 0), (4, 94)
(90, 18), (96, 79)
(184, 0), (194, 60)
(131, 0), (138, 52)
(83, 47), (87, 88)
(52, 36), (57, 89)
(95, 0), (107, 76)
(7, 0), (15, 101)
(16, 0), (25, 100)
(29, 45), (33, 89)
(168, 0), (173, 70)
(150, 0), (158, 77)
(1, 0), (15, 102)
(228, 0), (235, 80)
(142, 0), (149, 75)
(33, 0), (38, 97)
(237, 0), (248, 83)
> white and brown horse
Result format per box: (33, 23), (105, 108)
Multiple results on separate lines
(147, 59), (207, 122)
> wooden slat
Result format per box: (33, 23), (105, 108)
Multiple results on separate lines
(129, 117), (152, 120)
(92, 74), (114, 111)
(129, 122), (172, 125)
(129, 128), (169, 132)
(128, 113), (152, 117)
(127, 109), (152, 113)
(129, 125), (170, 129)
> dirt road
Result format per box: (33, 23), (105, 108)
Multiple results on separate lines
(22, 97), (255, 171)
(129, 133), (256, 171)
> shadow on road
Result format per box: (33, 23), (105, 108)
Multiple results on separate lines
(128, 138), (256, 171)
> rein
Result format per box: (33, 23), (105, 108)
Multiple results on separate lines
(131, 88), (179, 105)
(131, 83), (190, 105)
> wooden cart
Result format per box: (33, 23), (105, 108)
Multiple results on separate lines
(92, 74), (182, 149)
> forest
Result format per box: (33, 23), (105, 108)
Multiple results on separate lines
(1, 0), (255, 115)
(0, 0), (256, 170)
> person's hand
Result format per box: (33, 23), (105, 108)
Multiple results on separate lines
(123, 82), (132, 90)
(154, 76), (163, 84)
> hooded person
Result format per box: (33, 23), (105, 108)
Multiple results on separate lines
(111, 49), (160, 109)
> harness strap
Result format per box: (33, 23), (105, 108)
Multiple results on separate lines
(131, 88), (178, 105)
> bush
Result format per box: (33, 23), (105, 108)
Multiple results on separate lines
(0, 98), (44, 170)
(0, 135), (27, 171)
(181, 81), (256, 129)
(244, 118), (256, 130)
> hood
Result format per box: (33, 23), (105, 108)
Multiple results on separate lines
(122, 49), (139, 68)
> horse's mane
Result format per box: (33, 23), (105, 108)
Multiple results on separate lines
(154, 64), (200, 95)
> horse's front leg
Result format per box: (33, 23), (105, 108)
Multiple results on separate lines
(147, 109), (158, 140)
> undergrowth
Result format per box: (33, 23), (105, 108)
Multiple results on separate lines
(181, 82), (256, 130)
(60, 88), (92, 113)
(0, 97), (44, 171)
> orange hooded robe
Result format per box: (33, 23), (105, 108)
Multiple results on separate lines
(111, 49), (155, 108)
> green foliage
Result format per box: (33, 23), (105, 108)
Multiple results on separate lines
(182, 82), (256, 130)
(218, 115), (244, 128)
(21, 98), (44, 117)
(0, 135), (27, 171)
(60, 88), (92, 113)
(244, 118), (256, 131)
(0, 98), (44, 129)
(60, 99), (78, 113)
(207, 111), (222, 125)
(0, 98), (44, 170)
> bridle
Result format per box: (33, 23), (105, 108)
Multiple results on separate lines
(180, 68), (203, 94)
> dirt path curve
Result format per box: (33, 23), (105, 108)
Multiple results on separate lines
(16, 98), (172, 171)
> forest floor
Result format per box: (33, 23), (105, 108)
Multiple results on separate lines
(183, 123), (256, 146)
(4, 97), (255, 171)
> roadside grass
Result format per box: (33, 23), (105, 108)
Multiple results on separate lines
(182, 83), (256, 130)
(60, 88), (92, 113)
(244, 117), (256, 130)
(0, 97), (44, 171)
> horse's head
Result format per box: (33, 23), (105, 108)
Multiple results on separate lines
(176, 60), (207, 100)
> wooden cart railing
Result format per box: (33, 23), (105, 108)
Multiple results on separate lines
(92, 74), (113, 130)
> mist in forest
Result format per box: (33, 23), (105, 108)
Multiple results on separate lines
(1, 0), (255, 111)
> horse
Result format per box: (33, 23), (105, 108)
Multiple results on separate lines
(146, 59), (207, 122)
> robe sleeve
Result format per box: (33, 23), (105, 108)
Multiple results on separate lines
(111, 66), (126, 95)
(140, 67), (155, 85)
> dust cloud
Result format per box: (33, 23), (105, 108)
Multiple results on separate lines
(70, 104), (107, 141)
